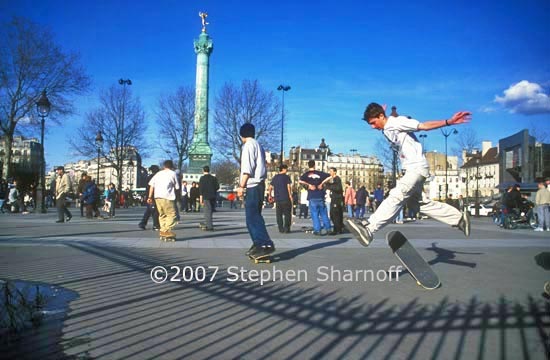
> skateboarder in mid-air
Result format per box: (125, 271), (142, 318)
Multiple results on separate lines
(345, 103), (472, 246)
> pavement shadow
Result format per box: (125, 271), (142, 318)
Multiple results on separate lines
(1, 243), (548, 359)
(274, 238), (351, 262)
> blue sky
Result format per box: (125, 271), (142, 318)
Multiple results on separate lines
(2, 0), (550, 168)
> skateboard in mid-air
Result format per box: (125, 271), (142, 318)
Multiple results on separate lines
(160, 231), (176, 242)
(387, 231), (440, 290)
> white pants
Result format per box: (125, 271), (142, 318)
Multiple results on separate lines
(367, 170), (462, 233)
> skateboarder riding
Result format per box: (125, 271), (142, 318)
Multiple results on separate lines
(345, 103), (472, 246)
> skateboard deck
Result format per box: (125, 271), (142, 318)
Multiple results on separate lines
(301, 226), (314, 234)
(248, 254), (273, 264)
(387, 231), (440, 290)
(160, 232), (176, 242)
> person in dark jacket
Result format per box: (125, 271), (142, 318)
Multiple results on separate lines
(199, 166), (219, 231)
(81, 175), (97, 218)
(189, 182), (200, 212)
(138, 165), (160, 230)
(355, 186), (368, 219)
(322, 167), (345, 234)
(77, 173), (88, 217)
(268, 164), (293, 233)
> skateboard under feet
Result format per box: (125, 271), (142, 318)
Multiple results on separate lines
(248, 254), (272, 264)
(160, 231), (176, 242)
(387, 231), (440, 290)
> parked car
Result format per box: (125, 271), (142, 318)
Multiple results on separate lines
(468, 203), (493, 217)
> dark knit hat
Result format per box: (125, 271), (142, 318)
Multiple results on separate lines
(239, 123), (255, 138)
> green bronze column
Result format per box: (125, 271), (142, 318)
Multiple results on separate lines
(188, 12), (213, 173)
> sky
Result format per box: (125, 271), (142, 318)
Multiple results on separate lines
(1, 0), (550, 169)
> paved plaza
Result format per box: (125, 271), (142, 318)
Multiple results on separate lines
(0, 206), (549, 359)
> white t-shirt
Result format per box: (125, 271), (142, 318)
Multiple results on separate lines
(240, 138), (267, 188)
(383, 116), (429, 174)
(149, 169), (180, 200)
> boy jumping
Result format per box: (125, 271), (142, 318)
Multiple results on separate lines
(345, 103), (471, 246)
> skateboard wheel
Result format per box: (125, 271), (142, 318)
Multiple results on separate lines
(416, 281), (421, 286)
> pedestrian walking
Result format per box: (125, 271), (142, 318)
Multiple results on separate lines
(345, 103), (471, 246)
(355, 186), (368, 219)
(344, 182), (356, 218)
(55, 166), (73, 223)
(534, 180), (550, 231)
(236, 123), (274, 258)
(139, 165), (160, 230)
(147, 160), (180, 239)
(299, 160), (332, 235)
(199, 166), (219, 231)
(322, 167), (345, 234)
(268, 164), (293, 233)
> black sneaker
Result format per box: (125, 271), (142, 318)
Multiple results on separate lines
(457, 211), (471, 237)
(152, 227), (160, 231)
(66, 215), (72, 222)
(138, 224), (146, 230)
(251, 244), (275, 258)
(344, 218), (373, 247)
(246, 244), (258, 256)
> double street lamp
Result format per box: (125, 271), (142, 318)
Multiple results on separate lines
(95, 131), (103, 188)
(118, 78), (131, 189)
(441, 127), (458, 199)
(277, 85), (291, 163)
(36, 90), (51, 213)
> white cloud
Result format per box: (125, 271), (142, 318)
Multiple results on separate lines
(494, 80), (550, 115)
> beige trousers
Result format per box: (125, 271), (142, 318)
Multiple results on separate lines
(155, 198), (177, 232)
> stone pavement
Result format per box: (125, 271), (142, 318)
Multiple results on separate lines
(0, 207), (549, 359)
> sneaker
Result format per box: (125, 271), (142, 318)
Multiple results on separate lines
(534, 227), (544, 232)
(344, 218), (373, 247)
(246, 244), (257, 256)
(152, 227), (160, 231)
(251, 244), (275, 258)
(55, 220), (64, 223)
(138, 224), (146, 230)
(457, 211), (470, 237)
(320, 229), (328, 236)
(544, 282), (550, 296)
(66, 215), (72, 222)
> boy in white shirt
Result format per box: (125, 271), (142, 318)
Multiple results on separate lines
(148, 160), (180, 239)
(345, 103), (471, 246)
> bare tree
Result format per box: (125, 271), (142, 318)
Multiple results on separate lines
(211, 159), (240, 185)
(529, 120), (549, 143)
(0, 17), (91, 178)
(155, 86), (195, 171)
(70, 85), (148, 191)
(212, 80), (280, 163)
(452, 127), (480, 159)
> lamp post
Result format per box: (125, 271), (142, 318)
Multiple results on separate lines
(95, 131), (103, 188)
(277, 85), (291, 163)
(118, 78), (131, 190)
(441, 128), (458, 199)
(36, 90), (51, 213)
(350, 148), (357, 187)
(419, 134), (427, 152)
(475, 155), (480, 217)
(319, 138), (328, 172)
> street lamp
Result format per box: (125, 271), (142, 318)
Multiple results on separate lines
(441, 127), (458, 199)
(350, 148), (357, 187)
(419, 134), (427, 152)
(475, 155), (480, 217)
(118, 78), (132, 190)
(277, 85), (291, 163)
(95, 131), (103, 187)
(319, 138), (328, 172)
(36, 90), (51, 213)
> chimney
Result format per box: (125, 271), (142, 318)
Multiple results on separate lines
(481, 141), (491, 156)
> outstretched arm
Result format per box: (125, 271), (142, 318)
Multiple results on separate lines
(417, 111), (471, 131)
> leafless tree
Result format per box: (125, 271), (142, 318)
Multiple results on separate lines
(452, 127), (480, 161)
(70, 85), (148, 191)
(528, 120), (549, 143)
(0, 17), (91, 178)
(156, 86), (195, 171)
(211, 159), (240, 185)
(212, 80), (280, 163)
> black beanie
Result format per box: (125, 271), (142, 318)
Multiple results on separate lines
(239, 123), (255, 138)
